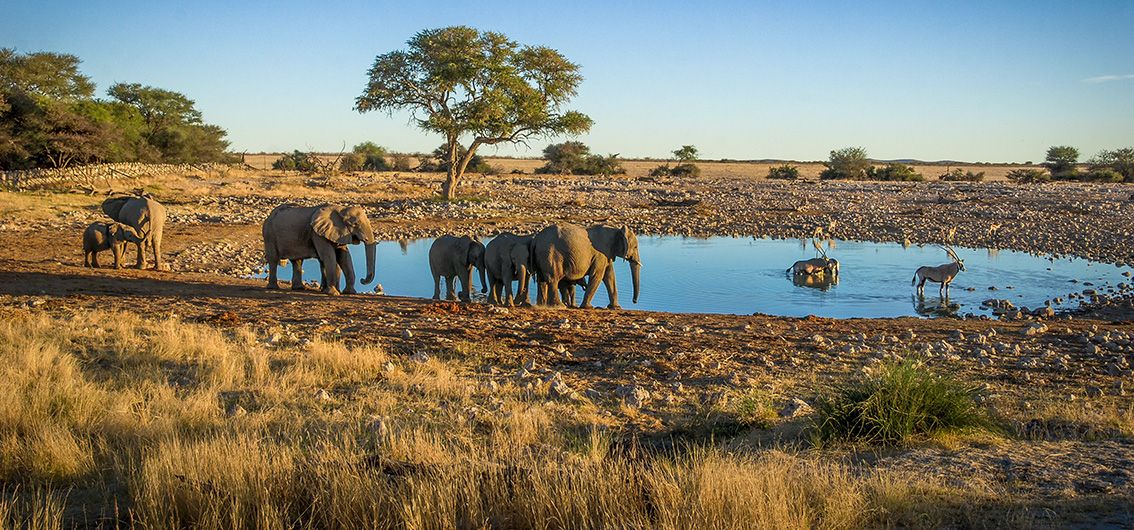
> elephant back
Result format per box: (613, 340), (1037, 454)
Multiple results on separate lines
(102, 196), (132, 222)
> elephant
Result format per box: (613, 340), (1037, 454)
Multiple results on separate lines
(82, 221), (143, 268)
(102, 195), (167, 270)
(530, 223), (641, 309)
(484, 232), (533, 306)
(261, 204), (377, 295)
(429, 234), (487, 302)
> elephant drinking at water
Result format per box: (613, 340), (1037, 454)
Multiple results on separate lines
(531, 223), (641, 309)
(262, 204), (377, 295)
(429, 235), (487, 302)
(485, 232), (533, 306)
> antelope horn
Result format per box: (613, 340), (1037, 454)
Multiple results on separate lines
(813, 239), (827, 258)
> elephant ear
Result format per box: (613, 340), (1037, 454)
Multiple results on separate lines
(102, 197), (130, 222)
(310, 206), (352, 245)
(612, 226), (631, 257)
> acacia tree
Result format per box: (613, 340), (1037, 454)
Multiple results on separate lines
(673, 145), (698, 163)
(1043, 145), (1079, 178)
(355, 26), (592, 200)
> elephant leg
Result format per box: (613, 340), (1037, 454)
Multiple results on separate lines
(433, 273), (442, 300)
(134, 240), (146, 269)
(267, 257), (280, 289)
(546, 276), (566, 308)
(500, 270), (513, 306)
(315, 240), (340, 295)
(603, 266), (621, 310)
(112, 245), (123, 269)
(91, 252), (100, 268)
(337, 247), (357, 294)
(458, 268), (472, 302)
(83, 251), (91, 268)
(290, 259), (305, 290)
(151, 229), (163, 270)
(445, 276), (458, 301)
(580, 269), (605, 310)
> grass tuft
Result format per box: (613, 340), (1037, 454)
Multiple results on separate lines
(812, 360), (992, 446)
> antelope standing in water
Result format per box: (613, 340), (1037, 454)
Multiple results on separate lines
(913, 245), (966, 296)
(789, 240), (840, 278)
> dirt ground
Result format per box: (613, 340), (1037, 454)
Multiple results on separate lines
(1, 167), (1133, 519)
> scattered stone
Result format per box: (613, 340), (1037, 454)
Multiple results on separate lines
(779, 398), (813, 418)
(1085, 385), (1104, 398)
(314, 389), (332, 402)
(549, 380), (579, 401)
(617, 385), (650, 408)
(410, 351), (430, 363)
(1023, 323), (1048, 336)
(402, 329), (414, 340)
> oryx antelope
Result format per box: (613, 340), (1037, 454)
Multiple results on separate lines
(913, 245), (966, 296)
(788, 240), (840, 278)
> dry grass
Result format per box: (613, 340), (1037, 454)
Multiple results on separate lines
(0, 307), (1122, 528)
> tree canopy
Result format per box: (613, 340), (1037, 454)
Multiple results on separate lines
(0, 48), (231, 169)
(1043, 145), (1079, 178)
(820, 147), (871, 180)
(673, 145), (698, 162)
(355, 26), (592, 199)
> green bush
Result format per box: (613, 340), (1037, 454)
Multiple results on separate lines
(812, 360), (990, 446)
(1079, 168), (1123, 183)
(1043, 145), (1079, 178)
(938, 168), (984, 182)
(866, 163), (924, 182)
(390, 153), (414, 171)
(766, 164), (800, 180)
(339, 152), (363, 172)
(535, 142), (625, 176)
(819, 147), (870, 180)
(1006, 168), (1050, 183)
(1091, 147), (1134, 182)
(649, 164), (673, 177)
(272, 151), (319, 172)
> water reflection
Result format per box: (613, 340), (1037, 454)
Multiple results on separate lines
(791, 274), (839, 291)
(912, 294), (961, 318)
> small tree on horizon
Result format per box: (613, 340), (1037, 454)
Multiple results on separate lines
(1043, 145), (1079, 178)
(820, 146), (870, 180)
(673, 145), (698, 163)
(354, 26), (592, 200)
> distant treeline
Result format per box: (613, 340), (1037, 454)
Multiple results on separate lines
(0, 49), (233, 171)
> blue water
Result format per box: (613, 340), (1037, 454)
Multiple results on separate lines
(260, 237), (1132, 318)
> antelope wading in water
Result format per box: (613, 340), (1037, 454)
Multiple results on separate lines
(788, 240), (840, 278)
(913, 245), (966, 296)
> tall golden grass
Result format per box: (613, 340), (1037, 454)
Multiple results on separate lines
(0, 308), (1105, 528)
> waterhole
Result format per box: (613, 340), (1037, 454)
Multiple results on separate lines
(261, 236), (1132, 318)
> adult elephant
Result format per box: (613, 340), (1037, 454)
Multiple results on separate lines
(102, 195), (167, 270)
(429, 235), (487, 302)
(484, 232), (533, 306)
(262, 204), (377, 295)
(531, 223), (641, 309)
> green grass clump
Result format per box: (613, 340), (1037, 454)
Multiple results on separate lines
(812, 360), (990, 446)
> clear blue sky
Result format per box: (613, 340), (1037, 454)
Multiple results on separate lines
(4, 0), (1132, 162)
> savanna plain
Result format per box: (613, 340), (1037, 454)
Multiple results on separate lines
(2, 159), (1133, 529)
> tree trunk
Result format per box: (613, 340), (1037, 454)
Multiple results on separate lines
(442, 137), (459, 201)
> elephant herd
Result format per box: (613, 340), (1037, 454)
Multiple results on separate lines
(428, 224), (642, 309)
(259, 203), (642, 309)
(82, 194), (167, 270)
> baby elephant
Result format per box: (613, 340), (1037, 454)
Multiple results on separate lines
(429, 234), (487, 302)
(83, 222), (142, 269)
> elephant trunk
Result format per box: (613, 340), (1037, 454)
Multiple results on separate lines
(361, 242), (377, 284)
(630, 260), (641, 304)
(478, 263), (488, 294)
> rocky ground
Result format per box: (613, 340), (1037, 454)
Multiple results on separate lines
(1, 168), (1133, 519)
